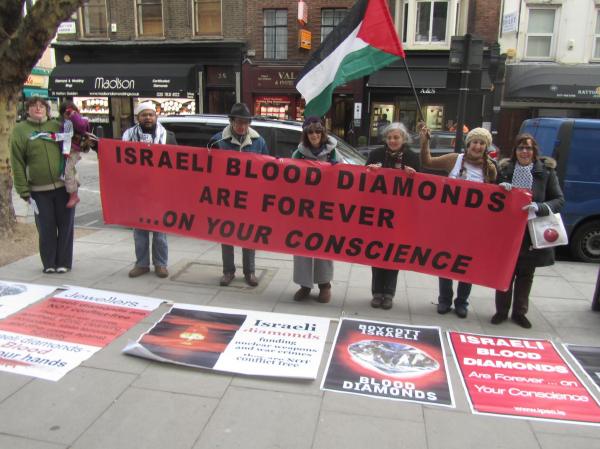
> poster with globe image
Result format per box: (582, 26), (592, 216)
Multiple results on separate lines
(321, 318), (455, 407)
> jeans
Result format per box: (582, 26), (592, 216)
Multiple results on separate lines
(495, 265), (536, 316)
(438, 278), (472, 307)
(371, 267), (399, 297)
(221, 244), (255, 275)
(133, 229), (168, 267)
(31, 188), (75, 270)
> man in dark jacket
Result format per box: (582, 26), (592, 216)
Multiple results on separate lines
(122, 101), (177, 279)
(209, 103), (269, 287)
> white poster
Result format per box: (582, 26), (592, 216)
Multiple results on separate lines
(0, 286), (165, 381)
(124, 304), (330, 379)
(0, 280), (56, 319)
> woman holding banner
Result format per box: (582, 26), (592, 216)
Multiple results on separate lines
(366, 122), (420, 310)
(420, 126), (497, 318)
(291, 116), (339, 303)
(492, 134), (564, 329)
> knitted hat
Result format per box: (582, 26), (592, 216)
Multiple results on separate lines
(134, 101), (156, 116)
(465, 127), (492, 148)
(302, 116), (322, 130)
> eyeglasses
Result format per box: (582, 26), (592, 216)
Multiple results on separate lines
(516, 145), (533, 152)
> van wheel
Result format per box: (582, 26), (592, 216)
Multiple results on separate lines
(570, 221), (600, 263)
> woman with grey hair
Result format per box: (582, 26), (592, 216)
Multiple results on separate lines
(365, 121), (420, 310)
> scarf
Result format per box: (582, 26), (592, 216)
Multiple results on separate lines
(124, 122), (168, 144)
(384, 146), (404, 169)
(512, 162), (534, 189)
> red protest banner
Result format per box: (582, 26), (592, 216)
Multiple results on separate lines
(98, 139), (530, 290)
(449, 332), (600, 425)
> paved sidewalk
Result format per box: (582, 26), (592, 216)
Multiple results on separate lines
(0, 225), (599, 449)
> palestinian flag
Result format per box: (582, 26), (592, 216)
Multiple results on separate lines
(296, 0), (405, 117)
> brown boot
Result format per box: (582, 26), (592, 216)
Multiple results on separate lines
(66, 191), (80, 208)
(294, 286), (311, 301)
(128, 266), (150, 278)
(317, 283), (331, 303)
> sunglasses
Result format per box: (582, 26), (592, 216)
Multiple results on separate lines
(307, 129), (323, 135)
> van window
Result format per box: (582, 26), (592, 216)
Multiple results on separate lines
(162, 122), (223, 148)
(567, 127), (600, 183)
(273, 128), (301, 158)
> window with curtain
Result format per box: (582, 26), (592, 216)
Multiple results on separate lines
(321, 8), (347, 42)
(415, 0), (448, 43)
(264, 9), (287, 60)
(525, 8), (557, 58)
(194, 0), (221, 36)
(81, 0), (108, 37)
(136, 0), (163, 37)
(594, 10), (600, 59)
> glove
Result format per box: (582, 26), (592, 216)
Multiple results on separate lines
(499, 182), (512, 191)
(522, 203), (539, 213)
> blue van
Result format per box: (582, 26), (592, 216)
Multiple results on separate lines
(519, 118), (600, 262)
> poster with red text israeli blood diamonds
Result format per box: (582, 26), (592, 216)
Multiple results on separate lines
(448, 332), (600, 425)
(123, 304), (330, 379)
(0, 286), (164, 381)
(321, 318), (454, 407)
(0, 280), (57, 319)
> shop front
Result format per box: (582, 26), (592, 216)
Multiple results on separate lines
(50, 42), (243, 138)
(242, 64), (362, 141)
(498, 63), (600, 153)
(365, 52), (494, 145)
(21, 67), (58, 118)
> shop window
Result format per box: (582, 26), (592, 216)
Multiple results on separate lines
(321, 8), (347, 42)
(593, 9), (600, 59)
(370, 103), (395, 141)
(415, 0), (448, 43)
(264, 9), (287, 60)
(525, 8), (557, 59)
(136, 0), (163, 37)
(423, 104), (444, 130)
(194, 0), (221, 36)
(81, 0), (108, 37)
(400, 1), (409, 43)
(255, 96), (291, 120)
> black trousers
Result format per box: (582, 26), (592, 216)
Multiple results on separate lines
(371, 267), (399, 297)
(495, 265), (536, 316)
(31, 188), (75, 270)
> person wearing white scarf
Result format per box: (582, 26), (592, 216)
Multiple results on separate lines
(121, 102), (177, 279)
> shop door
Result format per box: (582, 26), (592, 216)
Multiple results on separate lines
(330, 95), (354, 140)
(111, 97), (133, 139)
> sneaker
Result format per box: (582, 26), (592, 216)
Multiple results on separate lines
(244, 273), (258, 287)
(317, 283), (331, 303)
(155, 266), (169, 278)
(454, 304), (468, 318)
(294, 286), (311, 301)
(128, 266), (150, 278)
(371, 295), (383, 308)
(56, 267), (70, 273)
(437, 303), (452, 314)
(491, 313), (507, 325)
(381, 295), (393, 310)
(512, 314), (532, 329)
(43, 267), (56, 274)
(220, 272), (235, 286)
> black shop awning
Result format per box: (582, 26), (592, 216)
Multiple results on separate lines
(367, 68), (491, 91)
(505, 63), (600, 102)
(49, 63), (195, 98)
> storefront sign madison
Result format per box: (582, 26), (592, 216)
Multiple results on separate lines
(98, 140), (531, 291)
(321, 318), (454, 407)
(123, 304), (329, 379)
(0, 287), (164, 381)
(449, 332), (600, 425)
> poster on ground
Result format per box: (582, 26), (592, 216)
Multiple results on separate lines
(0, 286), (164, 381)
(448, 331), (600, 425)
(321, 318), (454, 407)
(123, 304), (330, 379)
(98, 139), (532, 290)
(0, 280), (56, 319)
(564, 344), (600, 391)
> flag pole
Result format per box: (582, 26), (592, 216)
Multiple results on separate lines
(401, 58), (426, 125)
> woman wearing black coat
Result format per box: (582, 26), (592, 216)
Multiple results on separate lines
(493, 133), (564, 328)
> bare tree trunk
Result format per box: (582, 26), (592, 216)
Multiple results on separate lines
(0, 90), (18, 238)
